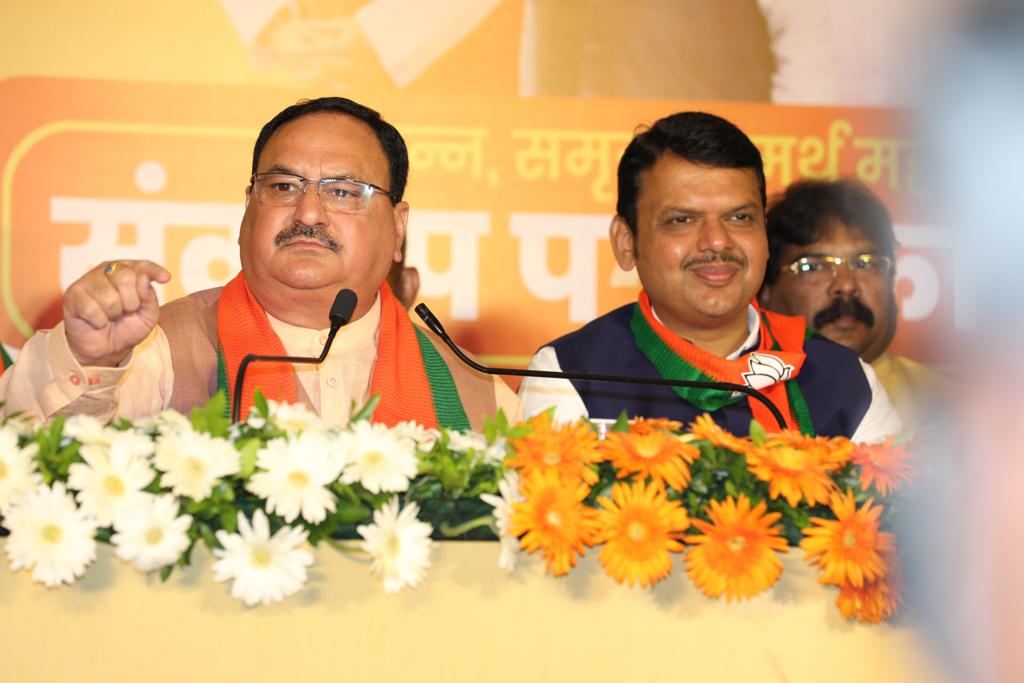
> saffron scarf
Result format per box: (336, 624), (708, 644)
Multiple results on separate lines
(630, 290), (813, 433)
(216, 273), (467, 429)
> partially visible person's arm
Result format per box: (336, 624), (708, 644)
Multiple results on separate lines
(517, 346), (588, 424)
(1, 258), (173, 422)
(850, 359), (903, 443)
(0, 322), (174, 422)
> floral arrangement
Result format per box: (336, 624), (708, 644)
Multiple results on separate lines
(498, 412), (913, 624)
(0, 393), (912, 622)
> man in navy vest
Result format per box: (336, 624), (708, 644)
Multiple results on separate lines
(518, 112), (899, 441)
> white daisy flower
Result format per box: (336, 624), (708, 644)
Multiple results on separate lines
(2, 412), (40, 436)
(446, 430), (488, 454)
(391, 421), (439, 451)
(340, 421), (418, 494)
(212, 509), (313, 607)
(480, 470), (524, 572)
(63, 415), (155, 459)
(67, 442), (155, 527)
(263, 400), (328, 433)
(111, 494), (193, 572)
(446, 431), (508, 466)
(246, 431), (347, 524)
(0, 425), (43, 513)
(61, 414), (107, 442)
(134, 409), (192, 437)
(153, 428), (240, 500)
(4, 482), (98, 587)
(357, 497), (433, 594)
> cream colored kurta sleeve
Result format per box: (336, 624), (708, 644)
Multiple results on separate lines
(0, 322), (174, 422)
(2, 298), (520, 429)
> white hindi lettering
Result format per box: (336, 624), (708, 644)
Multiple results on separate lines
(51, 196), (243, 292)
(892, 223), (966, 328)
(508, 213), (608, 323)
(404, 210), (491, 320)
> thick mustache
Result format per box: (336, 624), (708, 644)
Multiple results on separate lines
(814, 297), (875, 329)
(683, 253), (746, 269)
(274, 223), (340, 252)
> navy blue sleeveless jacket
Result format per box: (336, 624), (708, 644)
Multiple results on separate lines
(547, 304), (871, 438)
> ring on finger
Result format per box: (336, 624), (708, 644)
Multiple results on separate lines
(103, 262), (122, 277)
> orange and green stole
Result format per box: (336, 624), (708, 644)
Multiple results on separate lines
(631, 290), (815, 435)
(0, 344), (13, 373)
(215, 273), (470, 429)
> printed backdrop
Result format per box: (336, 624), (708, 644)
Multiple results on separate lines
(0, 0), (964, 365)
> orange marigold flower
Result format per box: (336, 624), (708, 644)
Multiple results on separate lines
(684, 495), (789, 601)
(509, 469), (599, 576)
(594, 480), (690, 588)
(745, 431), (851, 507)
(506, 411), (602, 485)
(628, 417), (683, 435)
(836, 551), (902, 623)
(800, 490), (895, 588)
(689, 413), (750, 454)
(851, 437), (913, 497)
(599, 430), (700, 491)
(835, 563), (902, 624)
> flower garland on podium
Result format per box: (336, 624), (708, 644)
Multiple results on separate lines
(0, 391), (912, 622)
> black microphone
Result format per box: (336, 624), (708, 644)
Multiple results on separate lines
(230, 289), (359, 423)
(414, 303), (789, 430)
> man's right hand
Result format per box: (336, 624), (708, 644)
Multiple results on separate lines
(62, 260), (172, 367)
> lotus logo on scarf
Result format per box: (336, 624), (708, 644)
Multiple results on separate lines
(740, 353), (794, 390)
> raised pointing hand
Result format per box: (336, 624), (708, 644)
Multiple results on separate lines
(62, 260), (172, 367)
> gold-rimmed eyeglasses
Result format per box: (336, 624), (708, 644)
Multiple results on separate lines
(785, 254), (895, 281)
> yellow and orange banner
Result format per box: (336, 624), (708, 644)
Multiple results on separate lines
(0, 1), (958, 366)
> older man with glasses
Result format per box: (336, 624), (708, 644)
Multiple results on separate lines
(0, 97), (518, 429)
(759, 178), (946, 428)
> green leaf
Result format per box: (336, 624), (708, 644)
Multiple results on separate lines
(749, 420), (767, 447)
(219, 507), (238, 533)
(725, 480), (739, 498)
(190, 406), (209, 434)
(254, 389), (269, 419)
(611, 410), (630, 433)
(349, 394), (381, 423)
(506, 425), (532, 440)
(236, 438), (261, 479)
(483, 409), (508, 443)
(198, 522), (219, 550)
(893, 426), (916, 446)
(335, 499), (371, 524)
(159, 565), (174, 582)
(203, 393), (230, 437)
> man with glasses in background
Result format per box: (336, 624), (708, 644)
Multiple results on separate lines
(0, 97), (518, 429)
(759, 178), (945, 428)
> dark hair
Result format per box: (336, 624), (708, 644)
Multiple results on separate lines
(764, 178), (897, 284)
(251, 97), (409, 202)
(616, 111), (766, 234)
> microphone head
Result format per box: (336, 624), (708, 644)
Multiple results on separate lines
(414, 303), (447, 338)
(328, 289), (358, 328)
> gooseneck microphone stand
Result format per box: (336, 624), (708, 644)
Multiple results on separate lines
(230, 289), (359, 424)
(414, 303), (788, 430)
